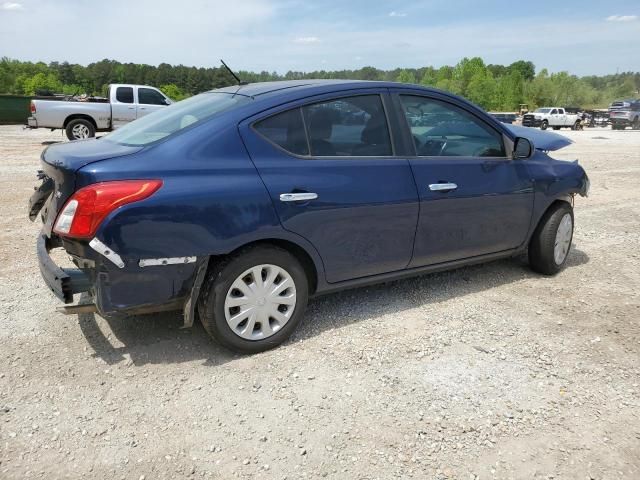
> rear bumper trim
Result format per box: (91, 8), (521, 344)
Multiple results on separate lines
(37, 234), (91, 304)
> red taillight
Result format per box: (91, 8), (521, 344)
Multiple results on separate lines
(30, 101), (36, 114)
(53, 180), (163, 239)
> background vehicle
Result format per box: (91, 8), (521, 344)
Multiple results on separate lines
(608, 99), (640, 130)
(490, 112), (517, 124)
(27, 84), (172, 140)
(522, 107), (581, 130)
(29, 80), (589, 354)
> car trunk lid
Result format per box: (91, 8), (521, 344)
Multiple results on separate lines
(28, 138), (142, 235)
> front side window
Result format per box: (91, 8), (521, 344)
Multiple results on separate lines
(138, 87), (167, 105)
(116, 87), (133, 104)
(254, 109), (308, 156)
(302, 95), (392, 157)
(399, 95), (506, 157)
(551, 109), (558, 115)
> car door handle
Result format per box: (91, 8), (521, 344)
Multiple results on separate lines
(279, 192), (318, 202)
(429, 183), (458, 192)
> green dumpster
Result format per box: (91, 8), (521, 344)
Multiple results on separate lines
(0, 95), (31, 125)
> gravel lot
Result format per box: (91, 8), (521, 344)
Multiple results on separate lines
(0, 125), (639, 479)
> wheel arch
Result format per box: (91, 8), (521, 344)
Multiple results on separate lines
(530, 196), (573, 240)
(63, 114), (98, 129)
(209, 237), (323, 295)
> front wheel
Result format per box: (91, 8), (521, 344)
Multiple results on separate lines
(529, 203), (574, 275)
(540, 120), (548, 130)
(198, 245), (309, 354)
(65, 118), (95, 141)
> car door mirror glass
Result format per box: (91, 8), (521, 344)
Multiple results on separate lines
(513, 137), (533, 159)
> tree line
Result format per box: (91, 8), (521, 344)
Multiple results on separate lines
(1, 57), (638, 111)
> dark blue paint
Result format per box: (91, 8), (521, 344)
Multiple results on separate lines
(37, 80), (588, 316)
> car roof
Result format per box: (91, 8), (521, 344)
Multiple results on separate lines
(213, 79), (434, 99)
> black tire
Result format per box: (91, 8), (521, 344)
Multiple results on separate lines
(632, 118), (640, 130)
(198, 245), (309, 354)
(528, 203), (574, 275)
(65, 118), (95, 141)
(540, 120), (548, 130)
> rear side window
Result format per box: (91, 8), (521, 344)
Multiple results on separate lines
(116, 87), (134, 104)
(254, 109), (308, 156)
(139, 88), (167, 105)
(302, 95), (392, 157)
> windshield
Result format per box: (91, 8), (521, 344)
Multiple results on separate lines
(534, 108), (551, 114)
(104, 92), (253, 146)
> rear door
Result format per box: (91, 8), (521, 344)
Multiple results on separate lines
(136, 87), (169, 118)
(391, 90), (534, 267)
(240, 90), (420, 283)
(110, 86), (137, 129)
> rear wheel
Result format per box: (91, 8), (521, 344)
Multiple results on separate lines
(529, 203), (574, 275)
(198, 245), (309, 354)
(540, 120), (548, 130)
(65, 119), (95, 141)
(632, 118), (640, 130)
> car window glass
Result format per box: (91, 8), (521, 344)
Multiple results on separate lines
(551, 109), (558, 115)
(138, 88), (167, 106)
(254, 108), (308, 156)
(116, 87), (134, 104)
(558, 109), (564, 114)
(301, 95), (392, 157)
(105, 92), (252, 146)
(399, 95), (506, 157)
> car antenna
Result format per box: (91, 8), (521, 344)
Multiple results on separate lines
(220, 59), (247, 86)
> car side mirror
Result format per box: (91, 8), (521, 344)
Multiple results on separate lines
(164, 98), (172, 105)
(513, 137), (533, 159)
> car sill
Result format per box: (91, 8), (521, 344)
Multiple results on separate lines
(313, 248), (519, 297)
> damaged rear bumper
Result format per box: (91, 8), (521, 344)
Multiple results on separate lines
(37, 234), (91, 304)
(36, 232), (206, 323)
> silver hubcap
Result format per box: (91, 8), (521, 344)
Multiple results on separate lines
(224, 264), (296, 340)
(72, 124), (90, 139)
(554, 213), (573, 265)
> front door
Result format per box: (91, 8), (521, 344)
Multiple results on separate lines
(110, 86), (137, 129)
(393, 92), (534, 267)
(240, 92), (420, 283)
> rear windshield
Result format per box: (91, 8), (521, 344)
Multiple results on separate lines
(104, 92), (252, 146)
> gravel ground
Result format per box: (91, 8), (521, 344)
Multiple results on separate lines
(0, 125), (639, 479)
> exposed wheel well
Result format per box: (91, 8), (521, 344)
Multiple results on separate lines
(533, 199), (572, 236)
(64, 114), (97, 129)
(215, 239), (319, 294)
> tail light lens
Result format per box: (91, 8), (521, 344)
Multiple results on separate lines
(53, 180), (163, 239)
(30, 101), (36, 114)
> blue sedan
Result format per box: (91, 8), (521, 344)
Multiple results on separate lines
(29, 80), (589, 353)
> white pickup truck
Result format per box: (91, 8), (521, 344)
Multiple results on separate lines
(27, 84), (172, 140)
(522, 107), (581, 131)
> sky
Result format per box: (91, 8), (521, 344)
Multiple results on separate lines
(1, 0), (639, 76)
